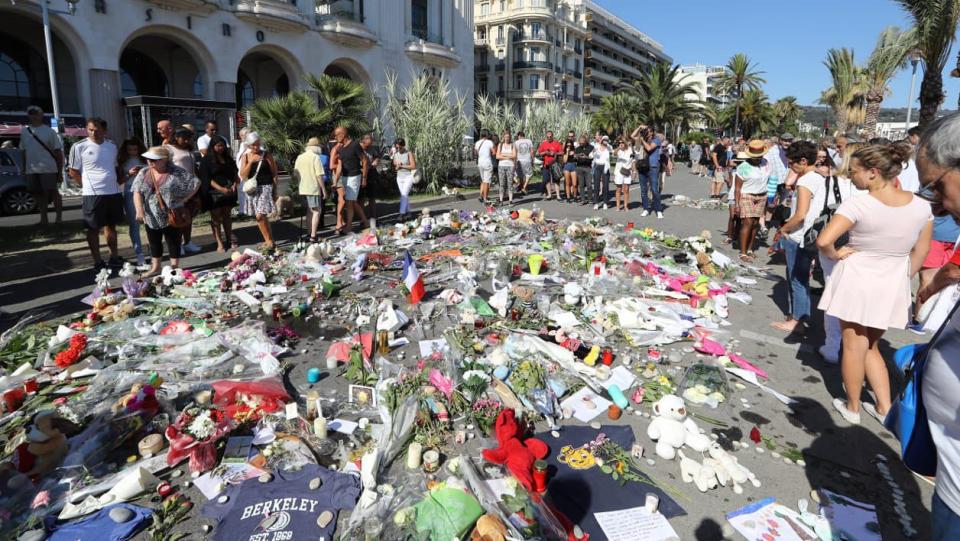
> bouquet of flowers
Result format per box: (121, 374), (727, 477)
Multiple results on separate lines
(212, 378), (289, 425)
(54, 333), (87, 369)
(165, 404), (232, 473)
(471, 398), (503, 436)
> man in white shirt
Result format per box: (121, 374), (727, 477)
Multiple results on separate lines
(68, 117), (124, 270)
(514, 131), (534, 195)
(474, 130), (495, 204)
(19, 105), (64, 225)
(197, 120), (219, 157)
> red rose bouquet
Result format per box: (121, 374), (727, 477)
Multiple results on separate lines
(165, 404), (232, 473)
(54, 334), (88, 369)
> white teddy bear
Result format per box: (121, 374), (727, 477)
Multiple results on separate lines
(706, 442), (761, 494)
(646, 394), (712, 460)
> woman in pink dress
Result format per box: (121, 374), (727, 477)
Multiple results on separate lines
(816, 143), (932, 425)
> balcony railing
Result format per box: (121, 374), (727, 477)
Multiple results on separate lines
(316, 0), (376, 46)
(512, 60), (552, 70)
(145, 0), (217, 13)
(234, 0), (308, 32)
(496, 37), (506, 45)
(475, 37), (489, 47)
(494, 62), (506, 71)
(516, 31), (551, 43)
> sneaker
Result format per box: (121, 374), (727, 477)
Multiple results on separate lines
(832, 398), (861, 425)
(640, 210), (650, 217)
(593, 204), (599, 210)
(136, 255), (146, 266)
(183, 242), (202, 254)
(907, 322), (926, 335)
(602, 204), (608, 210)
(862, 403), (887, 425)
(657, 212), (664, 219)
(817, 345), (839, 364)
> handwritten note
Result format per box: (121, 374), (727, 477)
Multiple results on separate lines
(594, 507), (679, 541)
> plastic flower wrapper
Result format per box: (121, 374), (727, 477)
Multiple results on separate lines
(458, 455), (568, 540)
(215, 319), (287, 376)
(211, 376), (290, 425)
(679, 359), (731, 409)
(165, 403), (233, 473)
(61, 411), (147, 472)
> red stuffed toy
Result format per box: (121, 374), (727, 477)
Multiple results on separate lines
(481, 409), (549, 492)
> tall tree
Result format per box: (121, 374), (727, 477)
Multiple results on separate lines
(738, 90), (775, 139)
(895, 0), (960, 126)
(591, 92), (642, 137)
(306, 73), (374, 137)
(863, 26), (915, 138)
(773, 96), (802, 132)
(618, 63), (703, 134)
(819, 48), (863, 135)
(715, 53), (766, 137)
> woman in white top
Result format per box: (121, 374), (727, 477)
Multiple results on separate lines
(392, 138), (417, 222)
(495, 131), (516, 204)
(613, 140), (635, 212)
(734, 141), (772, 262)
(590, 137), (611, 210)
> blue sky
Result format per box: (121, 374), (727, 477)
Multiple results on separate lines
(595, 0), (959, 108)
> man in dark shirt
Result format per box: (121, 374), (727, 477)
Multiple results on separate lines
(359, 134), (380, 225)
(573, 135), (594, 204)
(710, 137), (729, 199)
(333, 126), (368, 234)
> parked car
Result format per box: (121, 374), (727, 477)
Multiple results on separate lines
(0, 148), (36, 215)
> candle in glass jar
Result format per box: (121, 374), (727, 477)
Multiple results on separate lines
(533, 459), (548, 493)
(407, 442), (423, 469)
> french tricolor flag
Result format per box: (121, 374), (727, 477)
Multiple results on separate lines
(401, 251), (425, 305)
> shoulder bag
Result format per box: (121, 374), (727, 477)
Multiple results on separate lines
(885, 299), (960, 476)
(150, 170), (193, 229)
(242, 155), (263, 195)
(26, 127), (60, 163)
(802, 175), (842, 253)
(636, 145), (650, 174)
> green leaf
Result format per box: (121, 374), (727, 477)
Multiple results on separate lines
(600, 465), (613, 474)
(612, 472), (619, 480)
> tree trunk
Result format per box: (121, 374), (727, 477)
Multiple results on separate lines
(834, 106), (848, 137)
(863, 93), (883, 140)
(918, 69), (945, 128)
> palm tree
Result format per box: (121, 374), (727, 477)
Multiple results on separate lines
(246, 91), (330, 168)
(738, 90), (775, 138)
(715, 53), (766, 137)
(306, 73), (374, 137)
(773, 96), (802, 132)
(895, 0), (960, 126)
(592, 92), (642, 137)
(819, 48), (863, 135)
(618, 63), (703, 134)
(862, 27), (915, 138)
(699, 100), (733, 133)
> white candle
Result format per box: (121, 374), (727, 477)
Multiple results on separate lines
(313, 416), (328, 439)
(406, 442), (423, 469)
(325, 357), (338, 369)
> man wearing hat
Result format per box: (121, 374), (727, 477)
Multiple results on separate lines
(295, 137), (329, 243)
(19, 105), (64, 225)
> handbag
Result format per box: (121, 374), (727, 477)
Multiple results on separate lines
(150, 170), (192, 229)
(636, 147), (650, 173)
(242, 156), (263, 195)
(884, 299), (960, 476)
(411, 168), (421, 185)
(802, 175), (843, 253)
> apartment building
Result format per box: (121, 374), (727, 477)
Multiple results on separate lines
(582, 1), (671, 111)
(676, 63), (731, 106)
(1, 0), (474, 143)
(473, 0), (590, 116)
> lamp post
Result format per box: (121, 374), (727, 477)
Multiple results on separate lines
(905, 49), (921, 132)
(34, 0), (80, 134)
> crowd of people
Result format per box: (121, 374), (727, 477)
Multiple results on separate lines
(473, 126), (677, 217)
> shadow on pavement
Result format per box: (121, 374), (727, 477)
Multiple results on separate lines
(789, 396), (930, 539)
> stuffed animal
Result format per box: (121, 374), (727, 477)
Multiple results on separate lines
(646, 394), (712, 460)
(15, 411), (69, 481)
(678, 450), (718, 492)
(696, 251), (719, 277)
(481, 409), (549, 492)
(706, 442), (761, 494)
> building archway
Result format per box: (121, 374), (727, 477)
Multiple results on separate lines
(323, 58), (370, 84)
(0, 10), (81, 114)
(119, 34), (206, 99)
(236, 46), (301, 108)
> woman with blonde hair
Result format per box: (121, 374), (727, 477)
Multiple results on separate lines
(816, 143), (933, 424)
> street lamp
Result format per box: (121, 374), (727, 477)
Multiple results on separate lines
(26, 0), (81, 134)
(905, 49), (921, 132)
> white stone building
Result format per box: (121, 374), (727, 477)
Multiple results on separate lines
(675, 63), (730, 106)
(0, 0), (474, 144)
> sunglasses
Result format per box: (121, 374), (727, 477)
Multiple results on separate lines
(917, 169), (952, 202)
